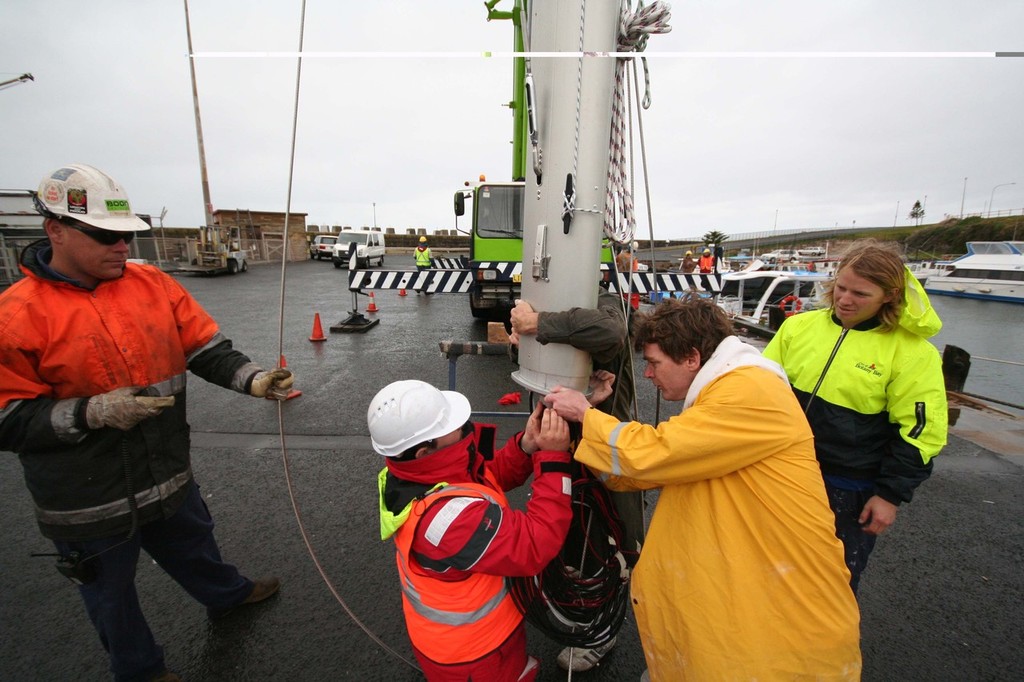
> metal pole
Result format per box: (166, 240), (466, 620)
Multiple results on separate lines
(0, 73), (34, 91)
(894, 200), (900, 227)
(988, 182), (1016, 218)
(960, 177), (967, 219)
(183, 0), (214, 228)
(155, 207), (167, 266)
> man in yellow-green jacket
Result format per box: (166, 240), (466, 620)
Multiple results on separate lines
(764, 240), (947, 594)
(544, 297), (861, 681)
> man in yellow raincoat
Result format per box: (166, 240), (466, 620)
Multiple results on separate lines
(544, 297), (861, 681)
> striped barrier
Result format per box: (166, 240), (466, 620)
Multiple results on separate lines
(348, 268), (473, 294)
(430, 256), (468, 269)
(606, 272), (723, 295)
(348, 265), (722, 296)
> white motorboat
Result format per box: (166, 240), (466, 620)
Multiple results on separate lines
(923, 242), (1024, 304)
(906, 260), (952, 285)
(718, 268), (831, 329)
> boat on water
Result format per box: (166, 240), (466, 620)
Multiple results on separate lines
(906, 259), (952, 285)
(718, 267), (830, 330)
(923, 241), (1024, 304)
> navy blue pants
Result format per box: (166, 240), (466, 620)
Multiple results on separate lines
(824, 481), (878, 595)
(54, 481), (252, 682)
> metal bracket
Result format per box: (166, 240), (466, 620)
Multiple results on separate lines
(532, 223), (551, 281)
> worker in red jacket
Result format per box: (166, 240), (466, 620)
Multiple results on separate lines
(371, 380), (572, 681)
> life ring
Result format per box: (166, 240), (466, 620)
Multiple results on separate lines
(779, 295), (803, 316)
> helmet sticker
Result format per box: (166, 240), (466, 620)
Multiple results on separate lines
(42, 181), (64, 205)
(50, 167), (76, 181)
(67, 188), (87, 215)
(105, 199), (131, 214)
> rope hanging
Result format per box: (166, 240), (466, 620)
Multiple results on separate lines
(269, 0), (421, 673)
(604, 1), (672, 245)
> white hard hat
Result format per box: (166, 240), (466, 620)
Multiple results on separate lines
(367, 380), (471, 457)
(35, 164), (150, 232)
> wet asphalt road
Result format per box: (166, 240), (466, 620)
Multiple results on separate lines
(2, 259), (1022, 681)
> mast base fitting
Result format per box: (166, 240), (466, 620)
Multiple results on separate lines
(329, 313), (380, 334)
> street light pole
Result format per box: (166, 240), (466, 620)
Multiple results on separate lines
(894, 200), (900, 227)
(988, 182), (1016, 218)
(373, 202), (377, 229)
(960, 177), (967, 219)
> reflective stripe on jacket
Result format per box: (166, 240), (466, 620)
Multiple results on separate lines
(414, 247), (432, 268)
(0, 241), (250, 539)
(763, 299), (947, 504)
(574, 345), (862, 679)
(391, 474), (523, 665)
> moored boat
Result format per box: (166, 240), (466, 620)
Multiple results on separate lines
(718, 269), (830, 329)
(923, 242), (1024, 304)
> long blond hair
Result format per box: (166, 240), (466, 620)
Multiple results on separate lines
(823, 240), (906, 332)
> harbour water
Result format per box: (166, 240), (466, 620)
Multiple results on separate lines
(929, 296), (1024, 408)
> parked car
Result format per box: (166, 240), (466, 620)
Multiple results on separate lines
(332, 230), (386, 269)
(310, 235), (338, 260)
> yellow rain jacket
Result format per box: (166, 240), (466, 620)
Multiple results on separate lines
(574, 337), (862, 681)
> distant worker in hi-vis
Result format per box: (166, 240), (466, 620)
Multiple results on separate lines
(414, 235), (432, 271)
(0, 164), (295, 682)
(697, 247), (715, 274)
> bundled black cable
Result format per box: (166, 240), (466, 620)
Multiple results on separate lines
(509, 459), (637, 648)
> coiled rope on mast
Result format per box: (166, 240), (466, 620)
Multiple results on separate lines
(605, 1), (672, 246)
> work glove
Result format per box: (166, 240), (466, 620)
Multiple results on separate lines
(249, 368), (295, 400)
(85, 388), (176, 431)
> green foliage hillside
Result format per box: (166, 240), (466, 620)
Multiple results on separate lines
(902, 216), (1022, 258)
(817, 216), (1023, 260)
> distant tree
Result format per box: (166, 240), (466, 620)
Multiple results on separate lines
(909, 200), (925, 226)
(702, 230), (729, 248)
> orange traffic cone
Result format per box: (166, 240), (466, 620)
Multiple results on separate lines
(275, 355), (302, 400)
(309, 312), (326, 342)
(398, 288), (407, 297)
(366, 291), (379, 313)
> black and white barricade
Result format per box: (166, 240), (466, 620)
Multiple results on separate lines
(339, 260), (723, 331)
(346, 257), (473, 297)
(604, 268), (723, 300)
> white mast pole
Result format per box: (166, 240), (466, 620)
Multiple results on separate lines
(513, 0), (623, 395)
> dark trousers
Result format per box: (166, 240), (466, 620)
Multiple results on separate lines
(54, 481), (252, 682)
(824, 481), (878, 595)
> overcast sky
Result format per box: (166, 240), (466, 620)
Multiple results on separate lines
(3, 1), (1022, 240)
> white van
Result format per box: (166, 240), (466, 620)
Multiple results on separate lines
(331, 230), (386, 269)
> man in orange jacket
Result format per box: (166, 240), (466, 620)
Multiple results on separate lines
(697, 247), (715, 274)
(371, 380), (572, 681)
(0, 164), (294, 682)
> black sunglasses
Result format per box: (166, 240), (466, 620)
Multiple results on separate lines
(62, 219), (135, 245)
